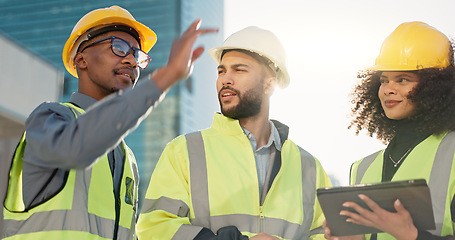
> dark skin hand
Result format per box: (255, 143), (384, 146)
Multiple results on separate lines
(151, 19), (218, 91)
(323, 194), (418, 240)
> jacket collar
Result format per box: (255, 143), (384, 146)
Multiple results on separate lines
(211, 113), (290, 145)
(68, 92), (98, 110)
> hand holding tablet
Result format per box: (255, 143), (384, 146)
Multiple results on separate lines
(317, 179), (435, 236)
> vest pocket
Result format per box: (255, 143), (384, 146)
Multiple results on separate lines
(125, 177), (134, 205)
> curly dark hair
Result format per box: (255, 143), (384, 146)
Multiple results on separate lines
(349, 66), (455, 143)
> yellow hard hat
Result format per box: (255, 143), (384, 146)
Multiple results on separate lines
(209, 26), (290, 88)
(371, 21), (452, 71)
(62, 5), (157, 78)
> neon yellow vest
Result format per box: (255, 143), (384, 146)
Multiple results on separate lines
(350, 132), (455, 239)
(138, 114), (330, 239)
(2, 103), (139, 240)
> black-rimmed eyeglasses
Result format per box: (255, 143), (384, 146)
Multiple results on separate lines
(80, 36), (151, 69)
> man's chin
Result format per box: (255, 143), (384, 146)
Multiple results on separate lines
(221, 109), (241, 120)
(113, 83), (133, 92)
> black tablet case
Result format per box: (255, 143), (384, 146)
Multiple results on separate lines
(317, 179), (435, 236)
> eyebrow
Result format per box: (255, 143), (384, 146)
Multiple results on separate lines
(395, 73), (414, 78)
(380, 73), (415, 79)
(217, 63), (250, 69)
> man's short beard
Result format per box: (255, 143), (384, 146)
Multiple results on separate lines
(220, 87), (263, 119)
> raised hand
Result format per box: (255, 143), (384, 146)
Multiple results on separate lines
(151, 19), (218, 91)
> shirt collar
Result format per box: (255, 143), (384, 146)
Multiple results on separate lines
(242, 120), (282, 151)
(211, 113), (283, 151)
(68, 92), (98, 110)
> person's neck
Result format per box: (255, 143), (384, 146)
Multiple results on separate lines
(391, 117), (430, 144)
(78, 78), (112, 101)
(393, 118), (419, 135)
(239, 113), (271, 149)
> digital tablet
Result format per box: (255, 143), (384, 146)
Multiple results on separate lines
(317, 179), (435, 236)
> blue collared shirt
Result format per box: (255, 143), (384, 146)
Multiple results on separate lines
(242, 121), (282, 201)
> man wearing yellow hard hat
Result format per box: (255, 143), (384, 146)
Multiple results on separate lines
(2, 5), (216, 240)
(137, 26), (331, 239)
(324, 22), (455, 240)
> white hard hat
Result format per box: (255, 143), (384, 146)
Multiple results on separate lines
(209, 26), (290, 88)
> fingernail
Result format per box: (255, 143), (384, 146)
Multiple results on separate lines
(342, 202), (349, 207)
(395, 199), (401, 205)
(358, 194), (365, 199)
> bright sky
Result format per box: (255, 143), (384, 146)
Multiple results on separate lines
(224, 0), (455, 185)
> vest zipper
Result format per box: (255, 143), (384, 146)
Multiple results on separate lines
(258, 173), (276, 234)
(259, 206), (265, 232)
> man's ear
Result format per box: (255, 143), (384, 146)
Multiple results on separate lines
(74, 52), (87, 70)
(264, 76), (277, 96)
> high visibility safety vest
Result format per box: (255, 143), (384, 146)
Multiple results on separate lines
(138, 113), (331, 240)
(2, 103), (139, 240)
(350, 132), (455, 239)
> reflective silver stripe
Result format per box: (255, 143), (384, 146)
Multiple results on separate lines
(258, 214), (300, 239)
(293, 147), (317, 239)
(355, 150), (381, 185)
(184, 132), (320, 239)
(141, 197), (190, 217)
(123, 143), (139, 240)
(113, 144), (138, 239)
(212, 214), (300, 238)
(174, 213), (301, 239)
(172, 224), (203, 240)
(211, 214), (259, 232)
(3, 163), (131, 239)
(185, 132), (211, 228)
(428, 132), (455, 235)
(69, 106), (131, 239)
(309, 226), (325, 236)
(3, 103), (132, 239)
(3, 210), (132, 239)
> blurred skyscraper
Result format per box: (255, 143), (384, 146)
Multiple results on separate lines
(0, 0), (224, 206)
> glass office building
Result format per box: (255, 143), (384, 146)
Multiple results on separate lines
(0, 0), (223, 204)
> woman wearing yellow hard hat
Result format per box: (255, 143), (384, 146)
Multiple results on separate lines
(324, 21), (455, 240)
